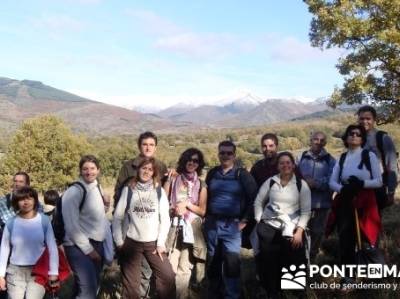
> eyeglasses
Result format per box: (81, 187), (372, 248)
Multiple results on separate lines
(348, 131), (362, 137)
(219, 151), (234, 156)
(188, 158), (199, 164)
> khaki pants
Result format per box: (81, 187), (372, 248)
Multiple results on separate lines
(6, 264), (45, 299)
(169, 237), (193, 299)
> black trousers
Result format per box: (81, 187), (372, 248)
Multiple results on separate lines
(257, 222), (307, 294)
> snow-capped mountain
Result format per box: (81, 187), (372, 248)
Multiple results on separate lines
(155, 93), (330, 127)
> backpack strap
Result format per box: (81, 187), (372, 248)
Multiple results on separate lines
(205, 167), (219, 187)
(5, 194), (12, 209)
(96, 184), (106, 206)
(7, 214), (49, 242)
(300, 151), (308, 162)
(125, 187), (133, 214)
(322, 153), (332, 164)
(269, 179), (275, 189)
(235, 168), (241, 179)
(359, 149), (373, 179)
(6, 216), (16, 236)
(39, 214), (50, 243)
(265, 176), (302, 210)
(338, 152), (347, 182)
(295, 176), (302, 193)
(301, 151), (332, 164)
(114, 175), (136, 208)
(269, 176), (302, 192)
(376, 130), (387, 171)
(156, 185), (162, 200)
(69, 182), (87, 211)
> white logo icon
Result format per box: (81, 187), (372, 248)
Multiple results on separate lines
(281, 264), (307, 290)
(367, 264), (383, 279)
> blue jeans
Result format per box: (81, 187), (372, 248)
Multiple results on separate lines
(204, 217), (241, 299)
(64, 240), (104, 299)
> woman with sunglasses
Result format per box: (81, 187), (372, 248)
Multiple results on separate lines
(329, 124), (382, 292)
(164, 148), (207, 299)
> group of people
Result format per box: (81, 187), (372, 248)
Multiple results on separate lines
(0, 105), (397, 299)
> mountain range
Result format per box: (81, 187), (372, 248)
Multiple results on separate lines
(156, 93), (329, 127)
(0, 76), (336, 135)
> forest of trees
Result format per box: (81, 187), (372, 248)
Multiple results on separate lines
(0, 113), (399, 195)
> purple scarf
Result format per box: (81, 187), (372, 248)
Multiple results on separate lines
(170, 172), (201, 222)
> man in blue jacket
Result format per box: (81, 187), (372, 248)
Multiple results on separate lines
(297, 131), (335, 260)
(205, 140), (257, 299)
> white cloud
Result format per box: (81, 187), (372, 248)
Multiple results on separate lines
(155, 32), (254, 59)
(267, 36), (341, 63)
(126, 9), (255, 60)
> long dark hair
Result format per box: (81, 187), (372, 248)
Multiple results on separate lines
(176, 148), (205, 176)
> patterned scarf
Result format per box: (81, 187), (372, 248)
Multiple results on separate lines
(135, 180), (154, 192)
(170, 172), (201, 222)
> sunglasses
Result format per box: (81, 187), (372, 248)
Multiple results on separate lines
(219, 151), (234, 156)
(188, 158), (199, 164)
(348, 131), (362, 137)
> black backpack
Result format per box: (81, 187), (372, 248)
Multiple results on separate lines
(338, 149), (372, 182)
(338, 148), (390, 209)
(375, 130), (387, 172)
(52, 182), (103, 244)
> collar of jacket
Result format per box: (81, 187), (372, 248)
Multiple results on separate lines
(304, 148), (329, 159)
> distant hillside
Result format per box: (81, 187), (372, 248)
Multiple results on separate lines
(0, 77), (186, 135)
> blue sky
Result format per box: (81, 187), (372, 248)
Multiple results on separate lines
(0, 0), (344, 110)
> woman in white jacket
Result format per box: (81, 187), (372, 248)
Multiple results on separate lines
(254, 151), (311, 298)
(112, 156), (175, 299)
(0, 187), (59, 299)
(328, 124), (382, 292)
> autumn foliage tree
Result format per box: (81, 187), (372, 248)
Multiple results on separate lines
(304, 0), (400, 123)
(0, 115), (92, 193)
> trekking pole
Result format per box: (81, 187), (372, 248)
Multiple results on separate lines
(169, 216), (182, 257)
(354, 208), (362, 251)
